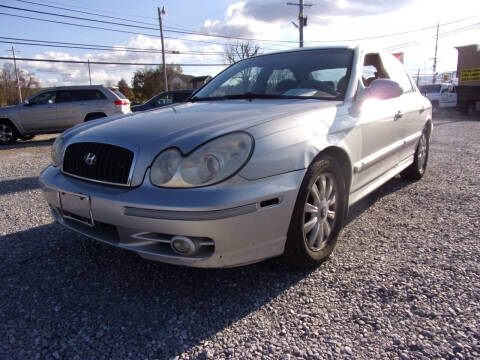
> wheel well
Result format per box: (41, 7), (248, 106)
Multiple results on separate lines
(314, 146), (352, 196)
(0, 118), (19, 133)
(84, 112), (106, 121)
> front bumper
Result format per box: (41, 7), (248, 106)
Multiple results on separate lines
(40, 166), (304, 267)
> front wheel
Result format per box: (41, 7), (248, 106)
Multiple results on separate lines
(283, 157), (347, 268)
(0, 121), (18, 145)
(401, 130), (429, 180)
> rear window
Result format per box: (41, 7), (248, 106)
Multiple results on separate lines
(82, 90), (106, 100)
(110, 89), (126, 99)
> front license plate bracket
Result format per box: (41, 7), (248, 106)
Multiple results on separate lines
(58, 190), (94, 227)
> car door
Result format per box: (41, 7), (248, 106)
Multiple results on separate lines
(382, 53), (426, 161)
(55, 90), (88, 130)
(19, 91), (58, 132)
(354, 53), (404, 190)
(381, 52), (425, 162)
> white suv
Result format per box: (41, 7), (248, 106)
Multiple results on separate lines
(0, 85), (131, 145)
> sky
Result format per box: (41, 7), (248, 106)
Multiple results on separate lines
(0, 0), (479, 88)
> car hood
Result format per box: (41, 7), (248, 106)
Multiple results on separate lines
(62, 99), (340, 186)
(0, 104), (21, 114)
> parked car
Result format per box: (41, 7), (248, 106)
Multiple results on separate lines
(419, 83), (457, 111)
(0, 85), (131, 145)
(131, 90), (193, 112)
(40, 46), (432, 268)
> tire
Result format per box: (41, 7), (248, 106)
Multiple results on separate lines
(0, 120), (19, 145)
(84, 113), (106, 122)
(401, 129), (429, 180)
(283, 156), (347, 268)
(19, 134), (35, 141)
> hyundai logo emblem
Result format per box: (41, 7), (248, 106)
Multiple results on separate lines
(84, 152), (97, 166)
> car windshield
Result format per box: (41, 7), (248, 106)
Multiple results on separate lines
(193, 48), (353, 101)
(420, 85), (442, 93)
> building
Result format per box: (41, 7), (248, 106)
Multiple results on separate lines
(190, 76), (212, 89)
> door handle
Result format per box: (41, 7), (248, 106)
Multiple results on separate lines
(394, 111), (403, 121)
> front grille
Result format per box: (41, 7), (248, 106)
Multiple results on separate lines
(62, 142), (134, 185)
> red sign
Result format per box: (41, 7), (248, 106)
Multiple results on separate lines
(392, 52), (404, 64)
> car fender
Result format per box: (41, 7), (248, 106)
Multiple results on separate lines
(239, 104), (358, 182)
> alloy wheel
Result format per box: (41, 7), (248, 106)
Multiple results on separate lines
(303, 173), (337, 251)
(417, 134), (427, 172)
(0, 124), (13, 143)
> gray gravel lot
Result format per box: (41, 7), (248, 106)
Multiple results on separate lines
(1, 114), (479, 360)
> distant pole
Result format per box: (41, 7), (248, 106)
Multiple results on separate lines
(416, 68), (420, 86)
(157, 6), (168, 92)
(10, 46), (22, 103)
(88, 59), (92, 85)
(287, 0), (312, 48)
(432, 21), (439, 84)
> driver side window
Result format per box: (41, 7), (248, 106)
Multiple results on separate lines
(29, 91), (56, 105)
(155, 94), (173, 106)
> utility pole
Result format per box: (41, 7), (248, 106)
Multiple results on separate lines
(416, 68), (420, 87)
(87, 59), (92, 85)
(287, 0), (312, 48)
(157, 6), (168, 92)
(7, 46), (22, 103)
(432, 21), (439, 84)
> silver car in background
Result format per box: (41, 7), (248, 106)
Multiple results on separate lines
(0, 85), (131, 145)
(40, 46), (432, 268)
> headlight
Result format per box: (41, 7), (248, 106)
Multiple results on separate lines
(150, 132), (253, 187)
(51, 136), (64, 167)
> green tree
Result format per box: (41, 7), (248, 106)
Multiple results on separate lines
(132, 65), (183, 102)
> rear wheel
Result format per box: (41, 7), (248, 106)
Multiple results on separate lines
(0, 120), (18, 145)
(283, 157), (347, 268)
(401, 130), (429, 180)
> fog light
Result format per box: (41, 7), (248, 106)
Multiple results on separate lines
(171, 236), (198, 256)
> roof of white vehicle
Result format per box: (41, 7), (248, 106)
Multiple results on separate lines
(255, 44), (361, 58)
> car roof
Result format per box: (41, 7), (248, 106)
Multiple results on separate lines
(250, 45), (360, 59)
(48, 85), (107, 90)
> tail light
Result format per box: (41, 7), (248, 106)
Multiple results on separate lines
(114, 100), (129, 106)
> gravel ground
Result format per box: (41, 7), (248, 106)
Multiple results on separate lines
(1, 114), (479, 360)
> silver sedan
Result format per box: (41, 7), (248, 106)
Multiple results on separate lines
(40, 46), (432, 268)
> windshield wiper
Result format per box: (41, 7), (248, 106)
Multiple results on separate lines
(191, 92), (300, 102)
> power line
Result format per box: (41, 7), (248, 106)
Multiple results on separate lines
(12, 0), (160, 27)
(384, 23), (480, 51)
(0, 36), (227, 55)
(303, 16), (479, 44)
(0, 4), (299, 45)
(0, 56), (229, 66)
(0, 11), (288, 51)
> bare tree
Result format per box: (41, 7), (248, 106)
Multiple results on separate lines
(0, 63), (40, 106)
(224, 41), (261, 64)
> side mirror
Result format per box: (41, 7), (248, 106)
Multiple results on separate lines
(363, 79), (403, 100)
(23, 99), (30, 106)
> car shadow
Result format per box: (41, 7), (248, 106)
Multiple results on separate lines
(345, 175), (412, 226)
(0, 176), (40, 195)
(0, 137), (56, 151)
(0, 222), (313, 359)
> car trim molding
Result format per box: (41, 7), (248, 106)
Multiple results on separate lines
(124, 203), (258, 221)
(353, 131), (421, 174)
